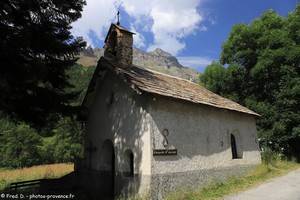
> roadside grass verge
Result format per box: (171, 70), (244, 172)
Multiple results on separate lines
(166, 160), (300, 200)
(0, 163), (73, 191)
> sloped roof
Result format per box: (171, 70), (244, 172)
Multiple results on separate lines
(104, 23), (135, 43)
(95, 57), (259, 116)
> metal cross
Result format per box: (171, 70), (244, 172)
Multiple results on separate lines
(117, 11), (120, 25)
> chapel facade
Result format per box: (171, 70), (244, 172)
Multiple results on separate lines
(77, 23), (261, 200)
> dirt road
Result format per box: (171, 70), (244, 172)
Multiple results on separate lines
(224, 169), (300, 200)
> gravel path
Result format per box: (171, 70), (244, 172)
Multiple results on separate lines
(223, 169), (300, 200)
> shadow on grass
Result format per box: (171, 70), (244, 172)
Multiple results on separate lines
(0, 172), (90, 200)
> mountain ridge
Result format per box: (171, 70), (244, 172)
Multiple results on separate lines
(77, 47), (199, 82)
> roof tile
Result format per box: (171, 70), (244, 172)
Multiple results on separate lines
(102, 58), (259, 116)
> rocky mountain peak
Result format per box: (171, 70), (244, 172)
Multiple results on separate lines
(135, 48), (182, 68)
(150, 48), (173, 57)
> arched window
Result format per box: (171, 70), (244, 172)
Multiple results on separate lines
(231, 134), (238, 159)
(124, 149), (134, 177)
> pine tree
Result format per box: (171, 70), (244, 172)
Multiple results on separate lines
(0, 0), (86, 126)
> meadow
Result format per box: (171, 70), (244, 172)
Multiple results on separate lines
(0, 163), (73, 191)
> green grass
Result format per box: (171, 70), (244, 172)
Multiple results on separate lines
(166, 160), (300, 200)
(0, 163), (73, 191)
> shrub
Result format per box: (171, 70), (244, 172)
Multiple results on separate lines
(261, 148), (279, 167)
(40, 117), (84, 163)
(0, 118), (42, 168)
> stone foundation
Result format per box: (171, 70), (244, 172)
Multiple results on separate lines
(150, 165), (256, 200)
(76, 165), (256, 199)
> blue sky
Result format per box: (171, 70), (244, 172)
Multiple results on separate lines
(72, 0), (297, 72)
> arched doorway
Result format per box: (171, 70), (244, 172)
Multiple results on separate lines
(231, 134), (238, 159)
(102, 140), (115, 198)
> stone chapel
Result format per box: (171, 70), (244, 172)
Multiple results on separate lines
(76, 23), (261, 200)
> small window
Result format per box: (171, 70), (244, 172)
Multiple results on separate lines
(129, 152), (134, 177)
(124, 150), (134, 177)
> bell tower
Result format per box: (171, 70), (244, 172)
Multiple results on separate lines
(103, 21), (134, 67)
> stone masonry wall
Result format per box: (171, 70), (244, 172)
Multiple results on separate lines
(116, 30), (133, 67)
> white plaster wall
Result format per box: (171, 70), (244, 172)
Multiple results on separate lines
(149, 95), (261, 174)
(86, 71), (152, 176)
(84, 67), (261, 197)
